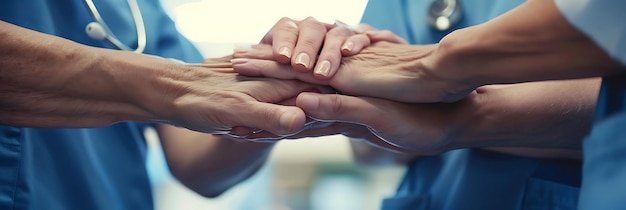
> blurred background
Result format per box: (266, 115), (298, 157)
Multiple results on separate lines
(146, 1), (407, 209)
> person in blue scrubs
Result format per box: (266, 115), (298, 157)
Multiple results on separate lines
(0, 1), (339, 209)
(232, 0), (626, 209)
(552, 0), (626, 209)
(357, 1), (582, 209)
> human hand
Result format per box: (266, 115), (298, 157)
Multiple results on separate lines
(233, 42), (472, 103)
(237, 91), (475, 154)
(237, 17), (407, 79)
(295, 92), (477, 154)
(140, 57), (332, 136)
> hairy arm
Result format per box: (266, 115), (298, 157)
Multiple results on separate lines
(0, 21), (320, 135)
(0, 20), (154, 127)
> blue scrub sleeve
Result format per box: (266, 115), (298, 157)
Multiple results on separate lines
(554, 0), (626, 66)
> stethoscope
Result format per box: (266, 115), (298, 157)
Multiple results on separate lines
(427, 0), (463, 31)
(84, 0), (146, 53)
(82, 0), (460, 53)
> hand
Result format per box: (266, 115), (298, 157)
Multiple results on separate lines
(234, 87), (477, 154)
(293, 92), (476, 154)
(239, 17), (407, 79)
(233, 42), (470, 103)
(141, 57), (332, 136)
(237, 92), (471, 154)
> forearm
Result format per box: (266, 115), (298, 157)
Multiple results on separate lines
(158, 124), (274, 197)
(430, 0), (623, 88)
(0, 21), (168, 127)
(453, 78), (599, 151)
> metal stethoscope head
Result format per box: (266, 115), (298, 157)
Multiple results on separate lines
(84, 0), (146, 53)
(427, 0), (463, 31)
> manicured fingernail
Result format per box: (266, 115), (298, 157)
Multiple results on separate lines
(295, 53), (310, 68)
(230, 58), (248, 65)
(299, 93), (320, 111)
(285, 21), (298, 29)
(341, 41), (354, 52)
(314, 60), (331, 77)
(279, 47), (291, 58)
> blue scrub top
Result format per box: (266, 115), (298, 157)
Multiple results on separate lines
(360, 1), (582, 209)
(0, 0), (203, 209)
(553, 1), (626, 208)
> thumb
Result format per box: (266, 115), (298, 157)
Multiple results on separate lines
(296, 92), (382, 126)
(230, 102), (307, 136)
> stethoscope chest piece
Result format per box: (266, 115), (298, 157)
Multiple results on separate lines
(427, 0), (462, 31)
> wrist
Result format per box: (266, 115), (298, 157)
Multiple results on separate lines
(420, 29), (485, 101)
(95, 48), (184, 123)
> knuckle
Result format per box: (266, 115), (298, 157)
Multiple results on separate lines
(326, 95), (345, 116)
(298, 38), (320, 49)
(326, 27), (351, 37)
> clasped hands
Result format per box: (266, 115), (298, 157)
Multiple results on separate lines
(207, 17), (480, 154)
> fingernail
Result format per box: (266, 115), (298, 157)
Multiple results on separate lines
(299, 93), (320, 111)
(279, 47), (291, 58)
(286, 21), (298, 29)
(314, 60), (331, 77)
(279, 111), (297, 132)
(341, 41), (354, 52)
(230, 58), (248, 65)
(295, 53), (310, 68)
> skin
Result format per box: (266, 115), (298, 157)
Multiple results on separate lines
(232, 43), (597, 158)
(234, 0), (623, 104)
(249, 17), (407, 79)
(0, 20), (342, 198)
(156, 0), (617, 196)
(229, 0), (613, 158)
(0, 20), (325, 135)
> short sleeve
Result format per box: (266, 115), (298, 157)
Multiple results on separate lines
(554, 0), (626, 66)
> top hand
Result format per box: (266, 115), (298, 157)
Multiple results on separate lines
(243, 17), (407, 79)
(233, 42), (471, 103)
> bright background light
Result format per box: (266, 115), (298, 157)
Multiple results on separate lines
(165, 0), (367, 43)
(161, 0), (369, 57)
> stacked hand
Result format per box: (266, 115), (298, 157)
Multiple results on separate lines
(225, 17), (470, 154)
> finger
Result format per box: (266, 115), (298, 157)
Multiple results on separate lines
(267, 17), (300, 64)
(296, 92), (385, 128)
(227, 91), (321, 139)
(231, 102), (307, 136)
(341, 34), (371, 56)
(202, 55), (233, 63)
(366, 30), (409, 44)
(231, 58), (329, 85)
(291, 16), (328, 72)
(232, 44), (274, 60)
(352, 23), (377, 34)
(314, 26), (352, 79)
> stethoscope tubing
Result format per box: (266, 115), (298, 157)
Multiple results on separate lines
(84, 0), (146, 53)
